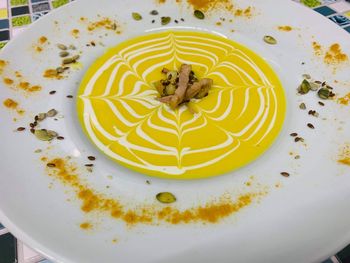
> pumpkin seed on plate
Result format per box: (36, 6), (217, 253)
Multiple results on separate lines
(298, 79), (311, 94)
(156, 192), (176, 204)
(47, 109), (58, 117)
(161, 16), (171, 25)
(150, 10), (158, 15)
(57, 44), (67, 50)
(318, 88), (330, 99)
(62, 55), (79, 64)
(309, 82), (319, 91)
(37, 113), (47, 121)
(194, 10), (205, 19)
(132, 12), (142, 21)
(59, 51), (69, 57)
(34, 129), (55, 141)
(263, 35), (277, 45)
(299, 103), (306, 110)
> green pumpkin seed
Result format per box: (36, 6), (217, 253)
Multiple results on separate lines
(132, 12), (142, 21)
(156, 192), (176, 204)
(37, 113), (47, 121)
(34, 129), (55, 141)
(47, 109), (58, 117)
(57, 44), (67, 50)
(299, 103), (306, 110)
(194, 10), (205, 19)
(298, 79), (311, 94)
(310, 82), (319, 91)
(318, 88), (330, 99)
(150, 10), (158, 15)
(166, 70), (178, 83)
(47, 130), (58, 137)
(165, 85), (176, 95)
(161, 16), (171, 25)
(62, 55), (79, 64)
(59, 51), (69, 57)
(263, 35), (277, 45)
(62, 57), (75, 64)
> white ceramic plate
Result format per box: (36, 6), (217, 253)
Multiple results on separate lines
(0, 0), (350, 262)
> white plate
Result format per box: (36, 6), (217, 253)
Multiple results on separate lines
(0, 0), (350, 262)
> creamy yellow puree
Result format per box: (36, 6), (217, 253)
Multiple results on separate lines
(77, 31), (286, 179)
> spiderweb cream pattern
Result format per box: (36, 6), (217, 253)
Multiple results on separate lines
(78, 31), (285, 179)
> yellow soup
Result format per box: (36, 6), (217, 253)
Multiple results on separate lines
(77, 31), (286, 179)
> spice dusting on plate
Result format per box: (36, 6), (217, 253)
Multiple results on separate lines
(34, 36), (49, 52)
(3, 98), (24, 114)
(43, 157), (262, 225)
(277, 25), (293, 32)
(3, 75), (41, 94)
(234, 6), (252, 18)
(71, 29), (80, 38)
(43, 69), (64, 80)
(3, 98), (18, 109)
(39, 36), (48, 44)
(186, 0), (233, 12)
(338, 144), (350, 166)
(324, 44), (348, 65)
(0, 60), (7, 67)
(338, 93), (350, 105)
(312, 42), (348, 67)
(3, 77), (14, 85)
(80, 222), (93, 230)
(86, 17), (121, 33)
(19, 82), (42, 92)
(312, 41), (322, 56)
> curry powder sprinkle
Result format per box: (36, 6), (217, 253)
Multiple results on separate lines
(324, 44), (348, 65)
(3, 78), (14, 85)
(3, 98), (18, 109)
(278, 26), (293, 32)
(338, 144), (350, 166)
(44, 158), (261, 226)
(80, 222), (93, 230)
